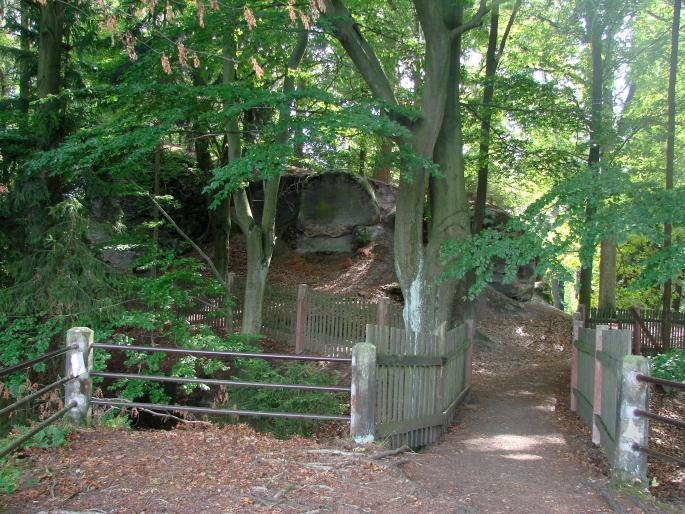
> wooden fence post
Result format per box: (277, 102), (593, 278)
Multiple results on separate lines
(295, 284), (308, 354)
(225, 272), (236, 334)
(464, 318), (475, 391)
(633, 307), (642, 355)
(65, 327), (93, 425)
(571, 312), (583, 412)
(613, 355), (650, 483)
(592, 325), (608, 444)
(351, 342), (376, 443)
(377, 297), (389, 327)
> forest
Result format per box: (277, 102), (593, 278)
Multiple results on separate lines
(0, 0), (684, 500)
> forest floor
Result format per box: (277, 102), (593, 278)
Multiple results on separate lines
(3, 239), (685, 512)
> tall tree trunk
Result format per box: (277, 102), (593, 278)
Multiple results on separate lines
(473, 5), (499, 235)
(36, 0), (66, 150)
(662, 0), (681, 350)
(578, 4), (604, 311)
(473, 0), (521, 234)
(323, 0), (492, 333)
(233, 28), (309, 334)
(372, 139), (393, 183)
(18, 0), (31, 121)
(598, 236), (616, 309)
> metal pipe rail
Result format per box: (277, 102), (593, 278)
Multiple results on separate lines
(92, 371), (351, 393)
(0, 345), (78, 379)
(636, 374), (685, 391)
(92, 398), (351, 421)
(634, 408), (685, 430)
(93, 343), (352, 363)
(0, 376), (75, 417)
(0, 400), (77, 459)
(632, 444), (685, 466)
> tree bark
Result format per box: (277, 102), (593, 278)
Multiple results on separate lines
(578, 3), (604, 311)
(18, 0), (31, 120)
(598, 236), (617, 309)
(662, 0), (681, 350)
(36, 0), (67, 150)
(372, 139), (393, 183)
(232, 27), (309, 334)
(323, 0), (492, 333)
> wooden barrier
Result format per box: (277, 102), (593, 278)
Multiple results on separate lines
(368, 323), (472, 449)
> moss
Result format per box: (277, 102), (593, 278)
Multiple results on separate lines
(313, 201), (336, 220)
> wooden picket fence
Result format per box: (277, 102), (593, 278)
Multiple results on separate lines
(586, 307), (685, 355)
(368, 322), (472, 448)
(178, 274), (405, 357)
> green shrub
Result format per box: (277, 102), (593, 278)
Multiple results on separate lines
(227, 360), (347, 438)
(650, 349), (685, 383)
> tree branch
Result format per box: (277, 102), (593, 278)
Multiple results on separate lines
(321, 0), (397, 106)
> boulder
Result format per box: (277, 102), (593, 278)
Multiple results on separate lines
(297, 172), (380, 238)
(489, 258), (536, 302)
(296, 234), (356, 253)
(353, 224), (389, 247)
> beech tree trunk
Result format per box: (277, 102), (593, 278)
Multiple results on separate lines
(578, 3), (604, 311)
(231, 28), (309, 334)
(662, 0), (681, 350)
(324, 0), (492, 333)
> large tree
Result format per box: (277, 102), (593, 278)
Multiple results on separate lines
(320, 0), (495, 332)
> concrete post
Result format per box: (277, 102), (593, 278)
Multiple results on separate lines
(351, 342), (376, 443)
(377, 297), (390, 327)
(613, 355), (650, 483)
(592, 325), (608, 444)
(571, 312), (583, 412)
(65, 327), (93, 424)
(295, 284), (308, 354)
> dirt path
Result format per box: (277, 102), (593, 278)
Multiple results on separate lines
(406, 336), (611, 513)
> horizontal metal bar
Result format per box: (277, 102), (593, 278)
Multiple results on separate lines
(92, 372), (350, 393)
(636, 374), (685, 391)
(0, 345), (78, 379)
(93, 343), (352, 363)
(92, 398), (351, 422)
(0, 401), (76, 459)
(0, 376), (75, 418)
(634, 409), (685, 430)
(632, 444), (685, 466)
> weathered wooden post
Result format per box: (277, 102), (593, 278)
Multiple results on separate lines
(570, 312), (583, 412)
(592, 325), (608, 444)
(225, 271), (236, 334)
(351, 342), (376, 443)
(295, 284), (308, 354)
(376, 297), (389, 327)
(633, 307), (642, 355)
(65, 327), (93, 424)
(464, 318), (475, 390)
(613, 355), (650, 483)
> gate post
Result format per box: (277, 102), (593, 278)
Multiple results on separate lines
(65, 327), (93, 424)
(351, 342), (376, 443)
(592, 325), (608, 444)
(613, 355), (650, 483)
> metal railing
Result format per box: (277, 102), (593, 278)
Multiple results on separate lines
(94, 343), (352, 422)
(633, 374), (685, 466)
(0, 344), (81, 458)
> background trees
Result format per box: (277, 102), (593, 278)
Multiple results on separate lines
(0, 0), (683, 341)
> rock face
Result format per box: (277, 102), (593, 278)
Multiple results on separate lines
(296, 172), (380, 253)
(490, 258), (536, 302)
